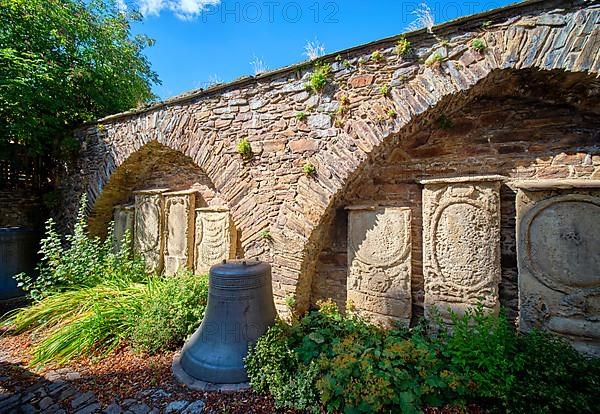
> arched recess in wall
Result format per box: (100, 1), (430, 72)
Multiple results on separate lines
(297, 68), (600, 321)
(87, 140), (230, 240)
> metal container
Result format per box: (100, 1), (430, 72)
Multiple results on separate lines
(0, 227), (38, 300)
(179, 259), (277, 384)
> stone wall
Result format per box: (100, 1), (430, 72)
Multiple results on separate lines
(0, 190), (43, 229)
(57, 0), (599, 323)
(313, 85), (600, 321)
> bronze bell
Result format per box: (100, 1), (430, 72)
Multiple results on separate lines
(179, 259), (277, 384)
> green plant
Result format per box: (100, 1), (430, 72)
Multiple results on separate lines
(437, 115), (453, 130)
(342, 60), (352, 69)
(303, 162), (317, 176)
(396, 37), (412, 56)
(132, 272), (208, 353)
(340, 95), (350, 106)
(425, 52), (444, 66)
(370, 50), (384, 62)
(388, 109), (398, 118)
(306, 62), (331, 93)
(379, 84), (390, 97)
(481, 20), (492, 29)
(14, 195), (146, 300)
(471, 38), (486, 53)
(295, 111), (307, 121)
(260, 229), (272, 240)
(236, 138), (253, 159)
(0, 0), (158, 161)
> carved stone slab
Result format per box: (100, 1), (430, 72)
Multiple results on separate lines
(134, 189), (169, 273)
(194, 208), (236, 275)
(515, 180), (600, 356)
(346, 206), (412, 327)
(421, 176), (504, 319)
(163, 190), (197, 276)
(113, 204), (134, 253)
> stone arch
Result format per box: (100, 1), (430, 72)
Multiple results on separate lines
(288, 5), (599, 313)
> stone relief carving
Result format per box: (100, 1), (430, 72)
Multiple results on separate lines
(194, 208), (236, 275)
(421, 176), (504, 320)
(134, 189), (168, 273)
(515, 180), (600, 356)
(163, 190), (196, 276)
(346, 206), (412, 327)
(112, 204), (134, 253)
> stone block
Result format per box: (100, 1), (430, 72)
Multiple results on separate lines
(347, 205), (412, 327)
(112, 204), (134, 253)
(134, 189), (169, 274)
(514, 179), (600, 356)
(163, 190), (197, 276)
(194, 208), (236, 275)
(421, 176), (505, 320)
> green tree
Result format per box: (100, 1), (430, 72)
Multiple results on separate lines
(0, 0), (159, 160)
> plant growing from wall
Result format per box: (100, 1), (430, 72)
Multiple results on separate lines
(425, 52), (444, 66)
(388, 109), (398, 119)
(260, 229), (273, 241)
(471, 38), (487, 53)
(303, 162), (317, 176)
(236, 138), (253, 159)
(395, 37), (412, 57)
(370, 50), (384, 62)
(437, 114), (453, 130)
(379, 84), (391, 97)
(306, 62), (331, 93)
(295, 111), (307, 121)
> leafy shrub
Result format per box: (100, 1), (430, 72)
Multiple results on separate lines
(236, 138), (253, 159)
(396, 37), (412, 56)
(14, 195), (146, 300)
(246, 302), (600, 413)
(471, 38), (486, 52)
(132, 272), (208, 353)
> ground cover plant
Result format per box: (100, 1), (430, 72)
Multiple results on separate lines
(246, 301), (600, 413)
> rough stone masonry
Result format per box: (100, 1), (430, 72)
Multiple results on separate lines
(57, 0), (599, 355)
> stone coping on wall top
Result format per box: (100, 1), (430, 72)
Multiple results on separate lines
(195, 207), (230, 212)
(163, 189), (199, 196)
(345, 205), (411, 211)
(419, 175), (508, 185)
(508, 179), (600, 191)
(132, 188), (171, 195)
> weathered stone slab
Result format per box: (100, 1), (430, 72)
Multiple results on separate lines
(346, 206), (412, 327)
(112, 204), (134, 253)
(194, 208), (236, 275)
(421, 176), (505, 320)
(515, 180), (600, 356)
(134, 189), (169, 274)
(163, 190), (197, 276)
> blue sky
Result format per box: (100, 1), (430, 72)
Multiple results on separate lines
(125, 0), (516, 99)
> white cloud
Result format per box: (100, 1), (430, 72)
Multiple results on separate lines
(137, 0), (220, 20)
(116, 0), (128, 11)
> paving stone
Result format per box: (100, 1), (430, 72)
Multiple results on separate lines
(181, 400), (205, 414)
(71, 391), (96, 409)
(165, 400), (189, 413)
(39, 395), (55, 410)
(103, 402), (122, 414)
(0, 394), (19, 410)
(127, 403), (151, 414)
(150, 389), (170, 400)
(66, 372), (82, 381)
(48, 380), (70, 396)
(75, 402), (102, 414)
(46, 403), (65, 413)
(20, 403), (36, 414)
(58, 386), (78, 401)
(121, 398), (137, 408)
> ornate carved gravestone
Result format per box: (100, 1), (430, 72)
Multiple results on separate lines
(134, 189), (168, 273)
(112, 204), (134, 253)
(346, 206), (412, 327)
(421, 176), (504, 320)
(163, 190), (197, 276)
(194, 208), (237, 275)
(515, 179), (600, 356)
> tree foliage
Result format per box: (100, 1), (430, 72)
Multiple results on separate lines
(0, 0), (159, 159)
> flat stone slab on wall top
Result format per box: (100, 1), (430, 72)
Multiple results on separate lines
(163, 190), (197, 276)
(346, 205), (412, 327)
(509, 179), (600, 191)
(516, 180), (600, 357)
(422, 176), (504, 320)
